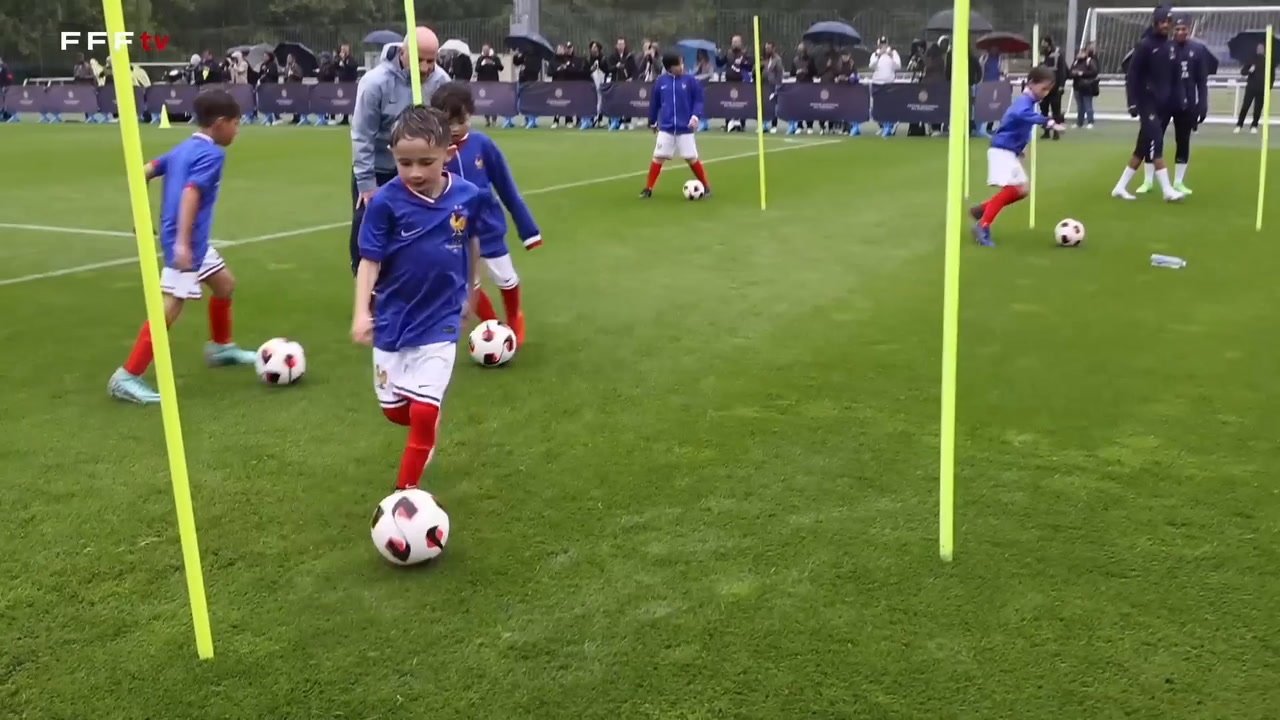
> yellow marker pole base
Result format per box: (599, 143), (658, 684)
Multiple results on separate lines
(101, 0), (214, 659)
(939, 0), (971, 562)
(403, 0), (424, 105)
(752, 15), (768, 211)
(1257, 24), (1274, 232)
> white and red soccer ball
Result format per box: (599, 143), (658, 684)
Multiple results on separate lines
(370, 489), (450, 565)
(254, 337), (306, 385)
(1055, 218), (1085, 247)
(682, 179), (706, 200)
(468, 320), (517, 367)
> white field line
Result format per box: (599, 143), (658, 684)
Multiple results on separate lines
(0, 139), (839, 288)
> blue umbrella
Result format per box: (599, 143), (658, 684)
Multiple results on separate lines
(364, 30), (403, 46)
(505, 33), (555, 60)
(1227, 29), (1280, 65)
(677, 39), (718, 54)
(803, 21), (862, 47)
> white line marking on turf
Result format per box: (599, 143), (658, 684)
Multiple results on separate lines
(0, 140), (839, 287)
(0, 223), (135, 238)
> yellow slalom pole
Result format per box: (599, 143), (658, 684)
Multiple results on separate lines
(1029, 23), (1040, 230)
(939, 0), (971, 563)
(101, 0), (213, 659)
(752, 15), (768, 211)
(403, 0), (424, 105)
(1257, 25), (1274, 232)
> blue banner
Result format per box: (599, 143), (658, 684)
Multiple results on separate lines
(309, 82), (358, 114)
(973, 80), (1013, 124)
(42, 85), (99, 114)
(144, 84), (199, 115)
(517, 81), (597, 117)
(599, 82), (651, 118)
(470, 81), (518, 117)
(702, 82), (757, 120)
(870, 83), (950, 124)
(256, 84), (306, 114)
(2, 86), (42, 115)
(95, 86), (147, 115)
(776, 83), (871, 123)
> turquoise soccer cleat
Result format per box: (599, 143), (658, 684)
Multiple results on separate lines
(108, 367), (161, 405)
(204, 342), (257, 367)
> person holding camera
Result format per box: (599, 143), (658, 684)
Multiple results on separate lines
(1070, 47), (1099, 128)
(869, 36), (901, 136)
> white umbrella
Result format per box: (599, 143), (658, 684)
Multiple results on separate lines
(440, 39), (472, 56)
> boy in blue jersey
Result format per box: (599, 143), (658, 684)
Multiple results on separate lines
(641, 52), (712, 198)
(109, 90), (256, 404)
(430, 82), (540, 346)
(969, 66), (1064, 247)
(1112, 5), (1184, 202)
(352, 106), (481, 491)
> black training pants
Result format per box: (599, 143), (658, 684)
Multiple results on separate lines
(349, 170), (398, 275)
(1238, 86), (1263, 128)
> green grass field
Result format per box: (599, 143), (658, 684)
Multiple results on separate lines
(1, 121), (1279, 719)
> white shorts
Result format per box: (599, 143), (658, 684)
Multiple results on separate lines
(160, 247), (226, 300)
(654, 131), (698, 160)
(372, 342), (457, 409)
(482, 254), (519, 290)
(987, 147), (1028, 187)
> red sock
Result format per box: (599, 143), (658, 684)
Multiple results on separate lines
(980, 186), (1024, 227)
(382, 404), (411, 426)
(499, 284), (521, 320)
(122, 322), (154, 376)
(208, 296), (232, 344)
(645, 161), (663, 190)
(396, 401), (440, 490)
(689, 160), (710, 188)
(473, 288), (499, 322)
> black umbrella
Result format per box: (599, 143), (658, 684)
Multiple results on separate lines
(227, 43), (272, 69)
(1227, 29), (1280, 65)
(274, 42), (318, 74)
(976, 32), (1031, 54)
(364, 30), (402, 46)
(925, 10), (994, 35)
(802, 21), (862, 47)
(505, 33), (555, 60)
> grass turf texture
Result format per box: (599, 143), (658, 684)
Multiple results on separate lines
(1, 123), (1278, 719)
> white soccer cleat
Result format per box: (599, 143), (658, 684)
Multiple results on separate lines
(1234, 127), (1242, 134)
(1111, 189), (1137, 200)
(1163, 191), (1185, 202)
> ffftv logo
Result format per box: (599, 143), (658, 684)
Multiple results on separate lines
(59, 32), (170, 52)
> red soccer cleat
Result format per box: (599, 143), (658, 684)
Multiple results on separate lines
(509, 312), (526, 347)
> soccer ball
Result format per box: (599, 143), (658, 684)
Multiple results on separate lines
(682, 179), (706, 200)
(254, 337), (306, 385)
(468, 320), (517, 367)
(1055, 218), (1085, 247)
(370, 488), (450, 566)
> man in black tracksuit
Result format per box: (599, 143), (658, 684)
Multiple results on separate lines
(1237, 43), (1275, 132)
(1111, 5), (1182, 201)
(1164, 15), (1210, 193)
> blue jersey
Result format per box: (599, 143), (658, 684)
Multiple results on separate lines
(150, 133), (225, 268)
(648, 73), (705, 135)
(1126, 29), (1176, 115)
(989, 91), (1050, 156)
(444, 131), (540, 249)
(358, 175), (481, 352)
(1172, 39), (1211, 117)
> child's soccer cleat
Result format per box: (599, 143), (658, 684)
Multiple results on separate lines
(204, 342), (257, 367)
(639, 188), (652, 199)
(108, 367), (161, 405)
(971, 223), (995, 247)
(1173, 182), (1193, 195)
(509, 312), (526, 347)
(1135, 181), (1154, 194)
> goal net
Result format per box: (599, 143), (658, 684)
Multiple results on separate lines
(1075, 5), (1280, 124)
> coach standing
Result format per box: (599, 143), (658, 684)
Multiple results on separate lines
(349, 26), (453, 273)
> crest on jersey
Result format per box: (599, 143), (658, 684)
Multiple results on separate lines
(449, 210), (467, 237)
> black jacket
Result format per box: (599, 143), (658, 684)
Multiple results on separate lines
(450, 53), (473, 81)
(605, 51), (636, 81)
(1070, 56), (1100, 96)
(1040, 46), (1068, 92)
(1243, 56), (1277, 90)
(790, 53), (817, 82)
(336, 54), (358, 82)
(720, 49), (752, 81)
(512, 52), (542, 83)
(475, 54), (502, 82)
(1126, 29), (1175, 112)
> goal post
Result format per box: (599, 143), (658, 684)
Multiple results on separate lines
(1070, 5), (1280, 124)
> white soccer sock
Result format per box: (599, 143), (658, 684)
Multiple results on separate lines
(1175, 163), (1188, 184)
(1116, 166), (1136, 191)
(1143, 163), (1154, 184)
(1156, 168), (1175, 194)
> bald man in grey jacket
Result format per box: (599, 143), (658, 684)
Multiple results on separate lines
(348, 27), (452, 273)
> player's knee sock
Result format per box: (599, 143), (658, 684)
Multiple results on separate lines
(382, 404), (411, 426)
(123, 322), (154, 376)
(1115, 166), (1136, 190)
(979, 186), (1022, 227)
(499, 284), (522, 320)
(208, 296), (232, 344)
(473, 287), (499, 322)
(1155, 167), (1174, 193)
(646, 161), (663, 190)
(397, 401), (440, 490)
(1142, 163), (1154, 184)
(689, 160), (709, 188)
